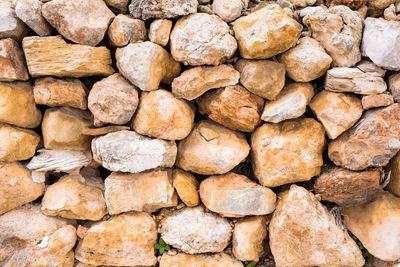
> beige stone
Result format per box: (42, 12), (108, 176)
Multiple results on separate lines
(129, 0), (198, 20)
(81, 126), (130, 136)
(0, 38), (29, 82)
(388, 152), (400, 196)
(160, 252), (243, 267)
(289, 0), (317, 7)
(172, 169), (199, 207)
(105, 0), (129, 12)
(107, 14), (146, 47)
(15, 0), (52, 36)
(149, 19), (172, 46)
(0, 2), (27, 41)
(389, 73), (400, 102)
(362, 94), (394, 109)
(212, 0), (245, 22)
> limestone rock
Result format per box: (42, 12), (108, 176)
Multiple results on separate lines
(92, 130), (177, 173)
(132, 89), (195, 140)
(389, 73), (400, 102)
(22, 36), (114, 78)
(235, 59), (286, 100)
(368, 0), (395, 9)
(212, 0), (245, 22)
(261, 82), (314, 123)
(75, 212), (157, 266)
(149, 19), (172, 46)
(362, 94), (394, 109)
(15, 0), (51, 36)
(303, 6), (362, 67)
(159, 206), (232, 254)
(0, 38), (29, 82)
(328, 104), (400, 170)
(129, 0), (198, 20)
(0, 2), (27, 41)
(233, 5), (301, 59)
(42, 0), (115, 46)
(289, 0), (316, 7)
(88, 73), (139, 126)
(388, 152), (400, 196)
(105, 0), (129, 12)
(160, 252), (243, 267)
(270, 185), (365, 267)
(34, 77), (87, 110)
(170, 13), (237, 65)
(116, 41), (180, 91)
(107, 15), (146, 47)
(81, 125), (130, 136)
(0, 81), (42, 128)
(176, 120), (250, 175)
(310, 90), (363, 139)
(172, 169), (199, 207)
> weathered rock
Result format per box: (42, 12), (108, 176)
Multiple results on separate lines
(197, 85), (264, 132)
(343, 192), (400, 261)
(88, 73), (139, 127)
(92, 130), (177, 173)
(235, 59), (286, 100)
(0, 38), (29, 82)
(149, 19), (172, 46)
(116, 41), (180, 91)
(261, 82), (314, 123)
(327, 0), (367, 8)
(160, 252), (243, 267)
(0, 162), (44, 215)
(200, 172), (276, 217)
(172, 169), (199, 207)
(212, 0), (245, 22)
(310, 90), (363, 139)
(34, 77), (87, 110)
(362, 94), (394, 109)
(251, 118), (325, 187)
(172, 64), (239, 100)
(388, 152), (400, 196)
(75, 212), (157, 266)
(42, 0), (115, 46)
(159, 206), (232, 254)
(0, 204), (76, 267)
(107, 14), (146, 47)
(129, 0), (198, 20)
(303, 6), (362, 67)
(105, 0), (129, 12)
(278, 37), (332, 82)
(233, 5), (301, 59)
(0, 2), (27, 41)
(314, 166), (383, 206)
(289, 0), (316, 7)
(176, 120), (250, 175)
(132, 89), (195, 140)
(0, 123), (40, 162)
(270, 185), (365, 267)
(81, 125), (130, 136)
(389, 73), (400, 102)
(369, 0), (395, 9)
(170, 13), (237, 65)
(22, 36), (114, 78)
(0, 81), (42, 128)
(328, 104), (400, 170)
(15, 0), (52, 36)
(232, 216), (269, 262)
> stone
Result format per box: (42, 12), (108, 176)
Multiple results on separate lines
(0, 38), (29, 82)
(369, 0), (395, 11)
(0, 81), (42, 128)
(132, 89), (195, 140)
(328, 104), (400, 170)
(81, 125), (130, 136)
(172, 64), (240, 100)
(270, 185), (365, 267)
(327, 0), (367, 8)
(261, 82), (314, 123)
(107, 15), (146, 47)
(212, 0), (245, 22)
(0, 123), (40, 162)
(22, 36), (114, 78)
(172, 169), (199, 207)
(160, 252), (243, 267)
(159, 206), (232, 254)
(235, 59), (286, 100)
(75, 212), (157, 266)
(15, 0), (52, 36)
(88, 73), (139, 127)
(149, 19), (172, 46)
(278, 37), (332, 82)
(176, 120), (250, 175)
(42, 108), (92, 151)
(233, 5), (301, 59)
(0, 204), (76, 267)
(170, 13), (237, 65)
(314, 166), (383, 207)
(388, 152), (400, 196)
(362, 94), (394, 109)
(42, 0), (115, 46)
(0, 162), (44, 215)
(200, 172), (276, 217)
(384, 4), (400, 21)
(91, 130), (177, 173)
(105, 0), (129, 12)
(116, 41), (180, 91)
(129, 0), (198, 20)
(232, 216), (269, 261)
(0, 2), (27, 41)
(310, 90), (363, 139)
(34, 77), (87, 110)
(303, 6), (362, 67)
(343, 192), (400, 261)
(289, 0), (316, 7)
(389, 73), (400, 102)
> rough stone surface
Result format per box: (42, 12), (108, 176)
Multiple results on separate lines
(129, 0), (198, 20)
(270, 185), (365, 267)
(107, 15), (146, 47)
(15, 0), (52, 36)
(0, 38), (29, 82)
(388, 152), (400, 196)
(149, 19), (172, 46)
(327, 0), (367, 8)
(172, 64), (240, 100)
(235, 59), (286, 100)
(176, 120), (250, 175)
(132, 89), (195, 140)
(172, 169), (199, 207)
(92, 130), (177, 173)
(116, 41), (180, 91)
(105, 0), (129, 12)
(212, 0), (245, 22)
(0, 2), (27, 41)
(81, 125), (130, 136)
(159, 206), (232, 254)
(170, 13), (237, 65)
(289, 0), (316, 7)
(362, 94), (394, 109)
(389, 73), (400, 102)
(160, 252), (243, 267)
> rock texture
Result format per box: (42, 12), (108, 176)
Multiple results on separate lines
(212, 0), (245, 22)
(172, 169), (199, 207)
(160, 252), (243, 267)
(0, 2), (27, 41)
(129, 0), (198, 20)
(107, 14), (146, 47)
(15, 0), (52, 36)
(389, 73), (400, 102)
(362, 94), (394, 109)
(388, 152), (400, 196)
(149, 19), (172, 46)
(0, 38), (29, 82)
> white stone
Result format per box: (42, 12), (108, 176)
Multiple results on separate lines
(15, 0), (52, 36)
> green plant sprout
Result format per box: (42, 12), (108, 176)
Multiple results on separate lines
(349, 232), (374, 263)
(154, 237), (170, 255)
(244, 261), (258, 267)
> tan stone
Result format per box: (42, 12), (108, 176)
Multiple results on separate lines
(129, 0), (198, 20)
(212, 0), (245, 22)
(149, 19), (172, 46)
(362, 94), (394, 109)
(172, 64), (240, 100)
(388, 152), (400, 196)
(0, 2), (27, 41)
(176, 120), (250, 175)
(160, 252), (243, 267)
(75, 212), (157, 266)
(81, 126), (130, 136)
(105, 0), (129, 12)
(22, 36), (114, 78)
(42, 107), (92, 151)
(0, 38), (29, 82)
(389, 73), (400, 102)
(15, 0), (52, 36)
(289, 0), (317, 7)
(132, 89), (195, 140)
(107, 14), (146, 47)
(172, 169), (199, 207)
(327, 0), (367, 8)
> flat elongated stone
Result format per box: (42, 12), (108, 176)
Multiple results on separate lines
(81, 126), (130, 136)
(129, 0), (198, 20)
(0, 2), (27, 41)
(0, 38), (29, 82)
(172, 169), (199, 207)
(160, 252), (243, 267)
(15, 0), (52, 36)
(362, 94), (394, 110)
